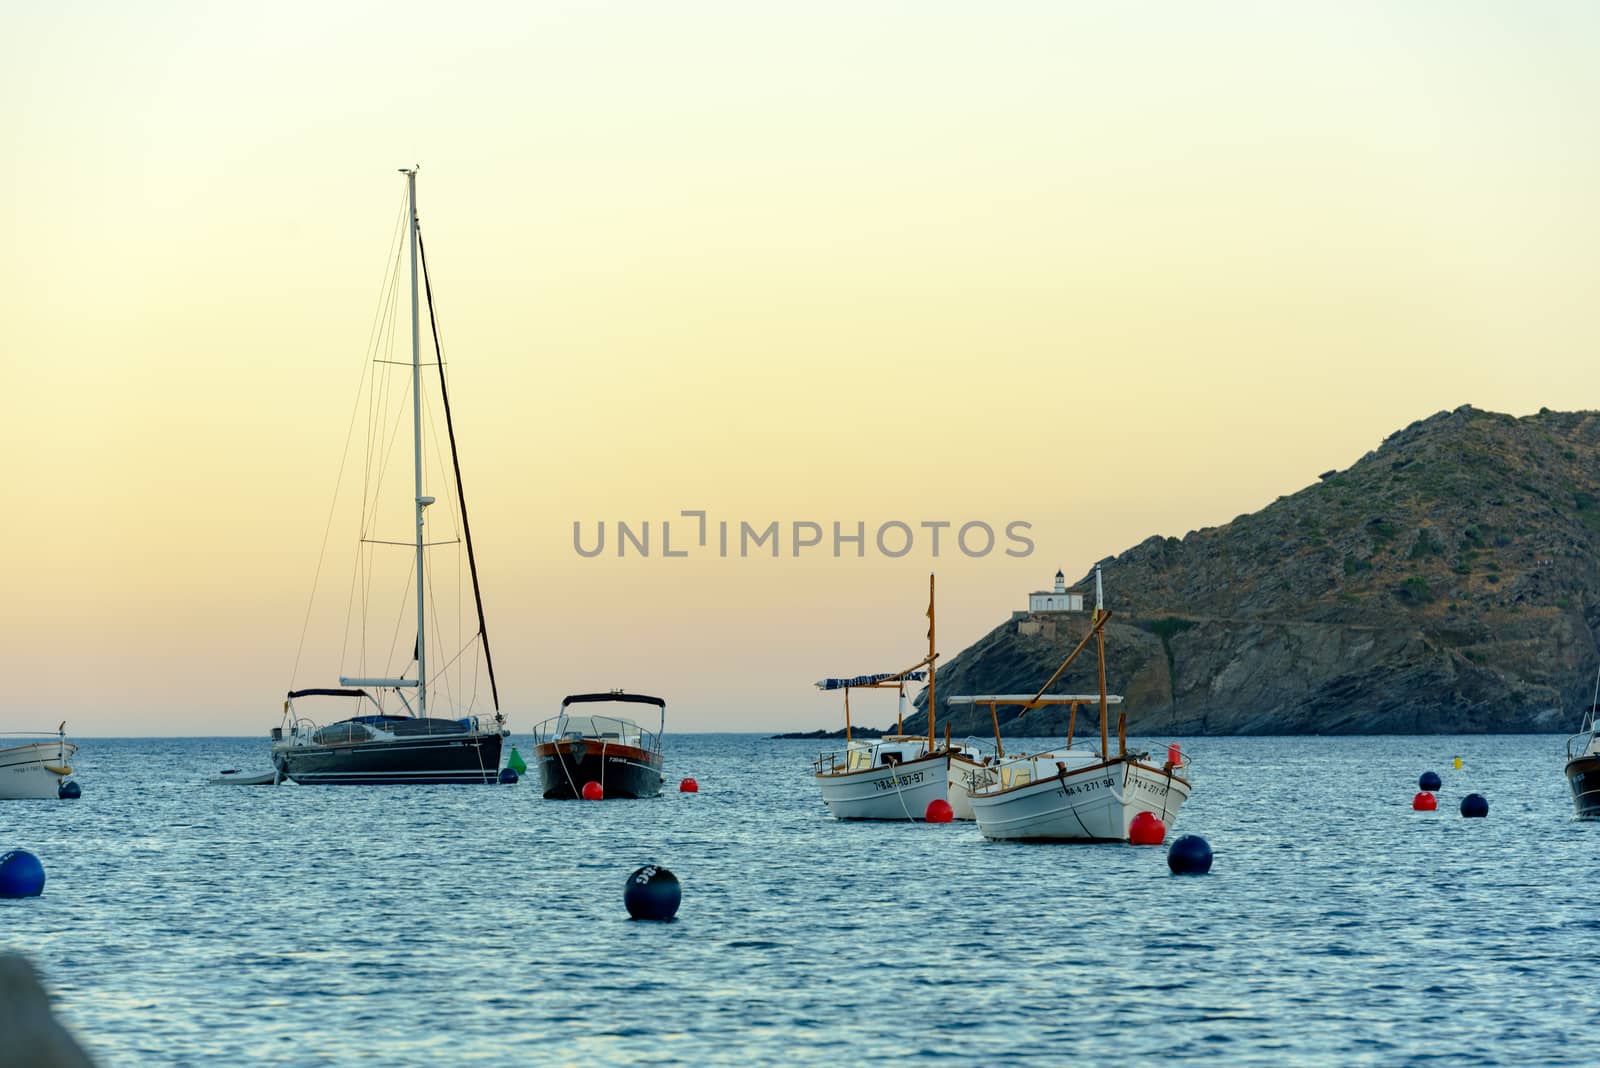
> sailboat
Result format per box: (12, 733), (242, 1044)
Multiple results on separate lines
(0, 724), (78, 800)
(811, 575), (967, 820)
(270, 169), (508, 785)
(959, 566), (1193, 841)
(1564, 667), (1600, 818)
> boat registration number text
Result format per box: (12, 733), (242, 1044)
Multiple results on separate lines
(875, 770), (925, 791)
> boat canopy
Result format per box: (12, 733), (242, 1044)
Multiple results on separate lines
(561, 692), (666, 709)
(947, 693), (1123, 705)
(815, 671), (927, 691)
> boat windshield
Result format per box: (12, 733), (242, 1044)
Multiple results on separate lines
(533, 713), (660, 754)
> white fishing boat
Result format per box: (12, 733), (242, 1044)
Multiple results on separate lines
(0, 725), (79, 800)
(270, 168), (509, 785)
(960, 567), (1193, 842)
(811, 575), (954, 821)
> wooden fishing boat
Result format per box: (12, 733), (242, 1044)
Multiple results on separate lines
(959, 566), (1193, 842)
(0, 724), (78, 800)
(811, 575), (958, 821)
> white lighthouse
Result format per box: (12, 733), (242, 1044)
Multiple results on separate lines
(1028, 569), (1083, 613)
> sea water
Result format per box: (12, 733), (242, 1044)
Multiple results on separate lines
(0, 734), (1589, 1066)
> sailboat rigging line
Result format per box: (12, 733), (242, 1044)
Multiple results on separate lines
(426, 559), (458, 714)
(290, 192), (407, 690)
(352, 256), (408, 681)
(416, 227), (500, 713)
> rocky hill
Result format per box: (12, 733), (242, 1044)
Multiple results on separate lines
(902, 406), (1600, 736)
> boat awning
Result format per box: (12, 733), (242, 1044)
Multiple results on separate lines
(946, 693), (1123, 705)
(561, 692), (667, 709)
(816, 671), (927, 691)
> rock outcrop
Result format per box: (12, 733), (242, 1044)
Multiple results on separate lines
(904, 407), (1600, 736)
(0, 954), (96, 1068)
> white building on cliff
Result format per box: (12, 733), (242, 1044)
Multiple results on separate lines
(1028, 570), (1083, 613)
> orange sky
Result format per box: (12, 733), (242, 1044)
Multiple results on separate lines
(3, 2), (1598, 734)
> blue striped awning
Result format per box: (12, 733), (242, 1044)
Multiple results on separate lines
(816, 671), (927, 691)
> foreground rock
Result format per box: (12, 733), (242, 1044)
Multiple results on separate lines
(0, 953), (96, 1068)
(904, 407), (1600, 736)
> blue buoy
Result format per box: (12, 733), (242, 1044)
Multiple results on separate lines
(497, 767), (518, 785)
(1460, 793), (1488, 818)
(1419, 770), (1441, 792)
(624, 865), (681, 921)
(0, 849), (46, 898)
(58, 780), (81, 800)
(1167, 834), (1213, 875)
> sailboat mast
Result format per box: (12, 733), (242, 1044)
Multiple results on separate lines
(406, 167), (427, 715)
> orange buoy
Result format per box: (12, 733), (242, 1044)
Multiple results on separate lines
(1128, 811), (1166, 845)
(679, 777), (699, 793)
(1412, 791), (1437, 811)
(581, 781), (604, 801)
(925, 799), (953, 823)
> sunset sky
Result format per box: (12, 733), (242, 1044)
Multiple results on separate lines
(4, 2), (1598, 735)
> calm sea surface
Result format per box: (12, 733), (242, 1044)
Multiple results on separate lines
(1, 733), (1591, 1066)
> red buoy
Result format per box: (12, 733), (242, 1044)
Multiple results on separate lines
(1412, 790), (1436, 811)
(679, 777), (699, 793)
(925, 799), (953, 823)
(581, 781), (603, 801)
(1166, 743), (1182, 768)
(1128, 811), (1166, 845)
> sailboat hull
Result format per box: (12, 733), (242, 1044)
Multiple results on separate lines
(970, 757), (1190, 842)
(0, 742), (78, 800)
(815, 751), (950, 820)
(274, 733), (503, 785)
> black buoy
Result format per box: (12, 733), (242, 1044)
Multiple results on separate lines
(1167, 834), (1213, 875)
(0, 849), (46, 898)
(1419, 770), (1442, 792)
(1460, 793), (1489, 818)
(624, 865), (681, 921)
(497, 767), (518, 785)
(58, 780), (81, 800)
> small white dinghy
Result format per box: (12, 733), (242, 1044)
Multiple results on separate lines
(211, 769), (281, 786)
(0, 724), (79, 800)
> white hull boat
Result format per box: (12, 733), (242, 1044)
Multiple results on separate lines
(947, 750), (991, 820)
(813, 743), (949, 820)
(0, 737), (78, 800)
(969, 753), (1190, 842)
(811, 575), (952, 822)
(952, 565), (1197, 842)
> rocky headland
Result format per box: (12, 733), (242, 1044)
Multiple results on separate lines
(899, 406), (1600, 736)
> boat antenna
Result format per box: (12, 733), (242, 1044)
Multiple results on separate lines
(416, 224), (501, 715)
(926, 573), (937, 750)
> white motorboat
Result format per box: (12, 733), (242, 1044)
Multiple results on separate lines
(959, 566), (1194, 842)
(811, 575), (954, 821)
(0, 725), (78, 800)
